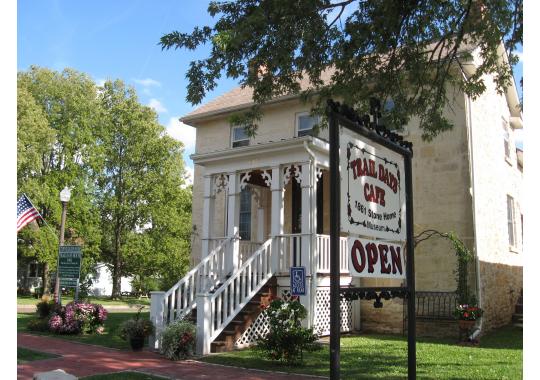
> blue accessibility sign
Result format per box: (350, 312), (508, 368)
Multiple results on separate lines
(290, 266), (306, 296)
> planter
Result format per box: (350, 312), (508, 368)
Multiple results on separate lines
(458, 320), (476, 330)
(129, 336), (145, 351)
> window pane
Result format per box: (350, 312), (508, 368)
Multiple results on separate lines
(239, 189), (251, 240)
(233, 127), (249, 141)
(298, 115), (318, 131)
(507, 195), (515, 247)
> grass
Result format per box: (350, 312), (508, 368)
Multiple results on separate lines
(81, 372), (167, 380)
(18, 311), (150, 350)
(17, 347), (60, 364)
(201, 325), (522, 380)
(17, 295), (150, 307)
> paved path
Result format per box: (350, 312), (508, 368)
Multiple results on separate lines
(18, 333), (325, 380)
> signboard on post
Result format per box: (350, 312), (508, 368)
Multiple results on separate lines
(327, 99), (415, 380)
(58, 245), (82, 288)
(290, 267), (306, 296)
(340, 129), (406, 242)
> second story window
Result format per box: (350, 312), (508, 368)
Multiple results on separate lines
(297, 112), (319, 137)
(232, 126), (250, 148)
(503, 120), (511, 163)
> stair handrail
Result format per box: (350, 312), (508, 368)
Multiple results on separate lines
(208, 238), (273, 343)
(163, 233), (238, 323)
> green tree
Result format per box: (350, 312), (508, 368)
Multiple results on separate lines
(17, 66), (103, 294)
(160, 0), (522, 140)
(96, 80), (191, 298)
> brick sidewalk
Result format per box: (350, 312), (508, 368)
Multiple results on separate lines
(17, 333), (326, 380)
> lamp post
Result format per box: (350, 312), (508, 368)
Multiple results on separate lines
(54, 186), (71, 304)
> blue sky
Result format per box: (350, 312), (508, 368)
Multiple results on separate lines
(18, 0), (524, 178)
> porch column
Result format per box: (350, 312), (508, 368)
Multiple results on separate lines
(226, 172), (240, 274)
(300, 162), (314, 328)
(201, 174), (214, 259)
(270, 166), (284, 273)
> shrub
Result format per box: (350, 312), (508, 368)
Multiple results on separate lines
(160, 319), (196, 360)
(36, 298), (58, 319)
(48, 302), (108, 334)
(27, 318), (50, 332)
(256, 297), (320, 365)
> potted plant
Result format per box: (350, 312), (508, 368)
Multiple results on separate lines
(119, 306), (154, 351)
(454, 304), (483, 330)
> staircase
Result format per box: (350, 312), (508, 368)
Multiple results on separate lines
(152, 236), (275, 355)
(512, 289), (523, 328)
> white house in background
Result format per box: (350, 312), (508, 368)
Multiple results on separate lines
(149, 42), (523, 355)
(88, 263), (132, 297)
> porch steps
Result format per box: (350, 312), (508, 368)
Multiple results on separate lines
(512, 289), (523, 328)
(210, 277), (277, 353)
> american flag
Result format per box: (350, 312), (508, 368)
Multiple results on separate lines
(17, 194), (41, 232)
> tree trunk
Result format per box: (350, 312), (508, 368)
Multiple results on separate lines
(111, 223), (122, 299)
(42, 262), (50, 295)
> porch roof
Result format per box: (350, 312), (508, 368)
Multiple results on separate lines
(190, 135), (330, 174)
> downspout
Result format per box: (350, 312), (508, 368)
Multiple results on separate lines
(304, 140), (318, 328)
(463, 75), (484, 339)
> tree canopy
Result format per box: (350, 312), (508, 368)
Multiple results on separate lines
(17, 67), (192, 296)
(161, 0), (522, 140)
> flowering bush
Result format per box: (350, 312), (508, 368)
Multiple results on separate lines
(48, 302), (108, 334)
(454, 304), (483, 321)
(160, 320), (196, 360)
(256, 297), (320, 365)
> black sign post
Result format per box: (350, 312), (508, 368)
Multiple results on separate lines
(327, 99), (415, 379)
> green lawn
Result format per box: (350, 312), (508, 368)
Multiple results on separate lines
(201, 326), (522, 380)
(17, 295), (150, 307)
(81, 372), (167, 380)
(17, 347), (60, 364)
(18, 311), (150, 350)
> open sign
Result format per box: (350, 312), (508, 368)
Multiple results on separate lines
(348, 237), (405, 279)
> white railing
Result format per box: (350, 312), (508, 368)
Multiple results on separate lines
(239, 241), (262, 267)
(316, 234), (349, 273)
(274, 234), (303, 273)
(162, 235), (235, 324)
(207, 238), (273, 344)
(208, 237), (227, 253)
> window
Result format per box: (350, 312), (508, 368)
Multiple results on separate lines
(231, 126), (249, 148)
(28, 262), (41, 278)
(503, 121), (511, 163)
(296, 113), (319, 137)
(239, 188), (252, 240)
(507, 195), (517, 248)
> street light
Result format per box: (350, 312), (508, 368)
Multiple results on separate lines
(54, 186), (71, 304)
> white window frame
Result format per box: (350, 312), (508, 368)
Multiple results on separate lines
(502, 119), (512, 165)
(296, 112), (320, 137)
(507, 195), (518, 251)
(231, 126), (250, 148)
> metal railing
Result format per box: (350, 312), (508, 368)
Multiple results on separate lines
(414, 291), (459, 320)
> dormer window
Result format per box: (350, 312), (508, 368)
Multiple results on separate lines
(231, 126), (250, 148)
(296, 112), (319, 137)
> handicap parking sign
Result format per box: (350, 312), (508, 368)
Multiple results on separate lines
(290, 266), (306, 296)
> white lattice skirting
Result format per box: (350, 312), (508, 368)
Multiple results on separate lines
(235, 287), (353, 347)
(313, 288), (353, 336)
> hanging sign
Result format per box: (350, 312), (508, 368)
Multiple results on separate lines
(348, 237), (405, 279)
(340, 128), (406, 242)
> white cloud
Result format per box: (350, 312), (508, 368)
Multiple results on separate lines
(133, 78), (161, 87)
(166, 117), (196, 150)
(183, 166), (194, 188)
(148, 98), (168, 113)
(96, 78), (106, 87)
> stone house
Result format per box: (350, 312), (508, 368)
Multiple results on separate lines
(149, 44), (522, 353)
